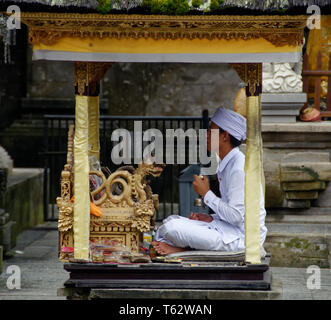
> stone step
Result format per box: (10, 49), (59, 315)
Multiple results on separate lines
(266, 214), (331, 224)
(265, 210), (331, 268)
(282, 152), (330, 163)
(262, 115), (297, 123)
(266, 222), (331, 234)
(282, 199), (311, 209)
(280, 162), (331, 182)
(285, 191), (318, 200)
(261, 93), (307, 105)
(267, 207), (331, 215)
(264, 232), (331, 268)
(282, 181), (326, 191)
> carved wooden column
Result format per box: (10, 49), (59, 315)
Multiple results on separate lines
(232, 63), (263, 264)
(73, 62), (112, 260)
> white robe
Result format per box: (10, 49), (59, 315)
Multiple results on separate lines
(154, 147), (268, 252)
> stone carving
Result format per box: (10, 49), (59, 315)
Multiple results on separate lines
(262, 63), (303, 93)
(261, 147), (331, 209)
(57, 125), (164, 261)
(280, 151), (331, 208)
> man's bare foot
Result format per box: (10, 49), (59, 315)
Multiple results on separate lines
(152, 241), (187, 255)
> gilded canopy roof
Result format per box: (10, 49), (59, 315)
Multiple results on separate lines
(21, 13), (306, 46)
(0, 0), (315, 63)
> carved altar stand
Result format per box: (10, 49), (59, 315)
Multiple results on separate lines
(57, 125), (163, 262)
(7, 3), (306, 300)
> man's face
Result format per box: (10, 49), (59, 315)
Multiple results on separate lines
(207, 121), (224, 152)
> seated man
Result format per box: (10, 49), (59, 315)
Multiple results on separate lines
(152, 107), (267, 255)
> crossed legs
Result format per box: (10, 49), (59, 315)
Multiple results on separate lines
(152, 215), (224, 255)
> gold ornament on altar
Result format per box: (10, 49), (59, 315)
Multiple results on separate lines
(57, 125), (165, 262)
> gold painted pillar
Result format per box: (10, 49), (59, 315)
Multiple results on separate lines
(88, 96), (100, 160)
(244, 63), (263, 264)
(231, 63), (263, 264)
(73, 62), (111, 260)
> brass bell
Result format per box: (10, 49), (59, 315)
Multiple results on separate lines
(194, 174), (205, 208)
(194, 197), (204, 207)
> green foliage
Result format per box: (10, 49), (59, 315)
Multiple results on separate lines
(97, 0), (111, 14)
(149, 0), (190, 15)
(209, 0), (224, 12)
(277, 8), (288, 13)
(97, 0), (226, 15)
(174, 0), (190, 15)
(150, 0), (167, 14)
(192, 0), (202, 8)
(142, 0), (152, 8)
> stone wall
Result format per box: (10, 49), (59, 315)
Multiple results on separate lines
(104, 63), (242, 116)
(25, 45), (242, 116)
(0, 168), (43, 256)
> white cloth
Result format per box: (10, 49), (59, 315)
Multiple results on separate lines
(211, 107), (246, 141)
(154, 147), (268, 252)
(155, 215), (241, 252)
(204, 147), (267, 249)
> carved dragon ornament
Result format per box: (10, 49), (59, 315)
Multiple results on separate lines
(57, 159), (164, 234)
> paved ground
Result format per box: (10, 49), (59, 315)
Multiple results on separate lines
(0, 222), (330, 300)
(0, 222), (67, 300)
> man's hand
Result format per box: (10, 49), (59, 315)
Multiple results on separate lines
(189, 212), (213, 223)
(193, 174), (210, 197)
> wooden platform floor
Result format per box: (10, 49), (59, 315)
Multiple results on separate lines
(62, 259), (272, 296)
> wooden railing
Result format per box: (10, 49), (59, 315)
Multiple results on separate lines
(302, 51), (331, 118)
